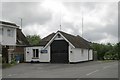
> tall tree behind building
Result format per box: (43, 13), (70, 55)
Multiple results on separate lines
(91, 42), (119, 60)
(26, 35), (41, 45)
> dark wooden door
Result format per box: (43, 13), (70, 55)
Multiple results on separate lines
(2, 47), (8, 63)
(50, 40), (69, 63)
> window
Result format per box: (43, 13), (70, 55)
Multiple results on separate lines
(0, 28), (3, 35)
(2, 28), (4, 35)
(0, 28), (2, 35)
(58, 34), (61, 38)
(7, 29), (11, 36)
(33, 49), (39, 58)
(7, 29), (13, 37)
(81, 49), (84, 56)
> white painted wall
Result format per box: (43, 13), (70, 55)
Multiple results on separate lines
(69, 45), (90, 62)
(0, 27), (2, 44)
(69, 45), (74, 62)
(1, 26), (16, 46)
(25, 46), (50, 62)
(40, 46), (50, 62)
(25, 43), (93, 63)
(89, 49), (93, 60)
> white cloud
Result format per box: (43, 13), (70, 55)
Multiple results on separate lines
(23, 23), (51, 38)
(2, 2), (118, 43)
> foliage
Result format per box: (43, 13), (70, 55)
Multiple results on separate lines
(0, 56), (2, 63)
(2, 57), (7, 63)
(91, 42), (119, 60)
(2, 58), (17, 69)
(2, 63), (12, 69)
(10, 58), (17, 64)
(26, 35), (41, 45)
(117, 42), (120, 59)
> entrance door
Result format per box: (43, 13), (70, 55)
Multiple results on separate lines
(2, 47), (8, 63)
(50, 40), (69, 63)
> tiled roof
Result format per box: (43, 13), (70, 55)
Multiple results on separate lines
(39, 33), (55, 46)
(40, 31), (92, 49)
(16, 29), (30, 46)
(59, 31), (91, 48)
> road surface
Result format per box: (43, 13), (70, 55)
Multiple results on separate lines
(2, 61), (118, 78)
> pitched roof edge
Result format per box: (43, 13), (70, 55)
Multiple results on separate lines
(40, 30), (92, 49)
(0, 21), (18, 27)
(43, 31), (75, 49)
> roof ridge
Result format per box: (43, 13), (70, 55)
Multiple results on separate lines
(58, 30), (76, 37)
(0, 20), (18, 27)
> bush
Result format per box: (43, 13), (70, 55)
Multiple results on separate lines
(2, 57), (7, 63)
(10, 58), (17, 64)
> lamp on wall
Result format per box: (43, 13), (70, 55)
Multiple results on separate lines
(27, 52), (29, 54)
(70, 51), (73, 53)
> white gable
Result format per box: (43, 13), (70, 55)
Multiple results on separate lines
(43, 32), (75, 49)
(54, 34), (64, 40)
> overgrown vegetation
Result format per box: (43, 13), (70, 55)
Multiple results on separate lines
(91, 42), (120, 60)
(26, 35), (41, 45)
(2, 58), (17, 69)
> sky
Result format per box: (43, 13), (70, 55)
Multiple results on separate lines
(1, 0), (118, 44)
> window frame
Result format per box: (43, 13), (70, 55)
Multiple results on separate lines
(0, 28), (4, 36)
(81, 49), (84, 56)
(57, 34), (61, 38)
(7, 28), (14, 37)
(2, 28), (4, 35)
(32, 49), (39, 59)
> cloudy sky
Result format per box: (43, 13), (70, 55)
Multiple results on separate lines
(1, 1), (118, 44)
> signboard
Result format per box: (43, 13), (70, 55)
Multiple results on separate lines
(41, 50), (48, 53)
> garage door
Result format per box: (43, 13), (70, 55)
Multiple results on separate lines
(50, 40), (69, 63)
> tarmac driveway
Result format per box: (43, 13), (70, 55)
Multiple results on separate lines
(2, 61), (118, 78)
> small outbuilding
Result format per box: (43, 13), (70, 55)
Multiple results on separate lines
(25, 31), (93, 63)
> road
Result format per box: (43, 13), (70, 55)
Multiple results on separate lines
(0, 64), (2, 80)
(2, 61), (118, 78)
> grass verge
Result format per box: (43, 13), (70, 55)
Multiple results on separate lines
(2, 63), (18, 69)
(98, 60), (118, 63)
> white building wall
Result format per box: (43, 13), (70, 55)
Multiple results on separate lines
(89, 49), (93, 60)
(40, 46), (50, 62)
(0, 27), (2, 44)
(69, 45), (74, 62)
(25, 45), (93, 63)
(25, 46), (50, 62)
(69, 45), (89, 62)
(2, 27), (16, 46)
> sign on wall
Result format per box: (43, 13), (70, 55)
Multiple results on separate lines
(41, 50), (48, 53)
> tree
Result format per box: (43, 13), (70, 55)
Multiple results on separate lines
(117, 42), (120, 59)
(26, 35), (41, 45)
(91, 42), (118, 60)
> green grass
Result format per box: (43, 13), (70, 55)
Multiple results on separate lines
(98, 60), (117, 63)
(2, 63), (12, 68)
(0, 56), (2, 63)
(2, 59), (18, 69)
(2, 63), (17, 69)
